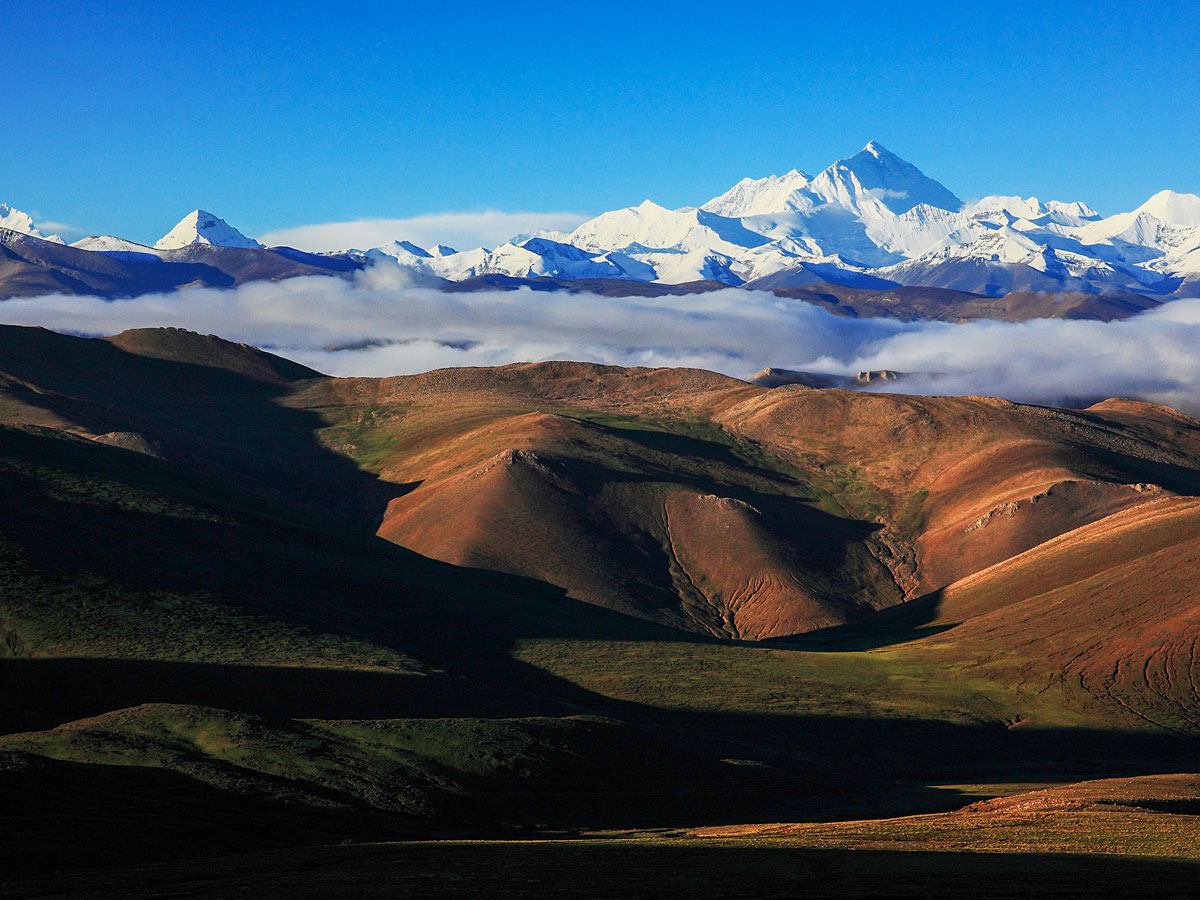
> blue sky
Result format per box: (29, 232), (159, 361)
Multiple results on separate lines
(8, 0), (1199, 245)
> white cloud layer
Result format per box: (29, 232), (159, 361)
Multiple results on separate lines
(4, 267), (1200, 415)
(258, 210), (590, 253)
(35, 219), (87, 239)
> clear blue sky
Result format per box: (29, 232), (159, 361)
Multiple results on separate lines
(8, 0), (1199, 243)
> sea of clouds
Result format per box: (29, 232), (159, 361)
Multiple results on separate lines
(3, 264), (1200, 414)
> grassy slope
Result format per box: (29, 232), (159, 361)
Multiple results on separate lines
(3, 328), (1200, 886)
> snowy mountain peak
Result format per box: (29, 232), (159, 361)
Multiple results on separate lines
(392, 240), (433, 258)
(1134, 190), (1200, 227)
(71, 235), (162, 258)
(15, 141), (1200, 299)
(860, 140), (892, 158)
(364, 240), (435, 265)
(813, 143), (963, 215)
(0, 203), (64, 243)
(702, 169), (814, 217)
(154, 210), (264, 250)
(0, 203), (38, 235)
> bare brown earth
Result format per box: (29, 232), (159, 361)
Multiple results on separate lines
(5, 329), (1197, 641)
(283, 360), (1200, 637)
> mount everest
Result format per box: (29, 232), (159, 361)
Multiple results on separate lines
(4, 142), (1200, 302)
(328, 140), (1200, 296)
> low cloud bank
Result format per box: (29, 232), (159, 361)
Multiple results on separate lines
(3, 268), (1200, 414)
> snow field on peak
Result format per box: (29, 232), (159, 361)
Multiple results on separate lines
(0, 203), (65, 243)
(154, 210), (264, 250)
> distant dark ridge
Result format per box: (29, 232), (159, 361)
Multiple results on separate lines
(0, 228), (362, 300)
(105, 327), (323, 383)
(445, 273), (731, 297)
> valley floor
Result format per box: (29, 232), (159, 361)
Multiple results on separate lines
(8, 821), (1200, 900)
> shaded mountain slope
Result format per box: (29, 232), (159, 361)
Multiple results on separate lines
(106, 327), (321, 383)
(0, 229), (361, 300)
(767, 283), (1163, 321)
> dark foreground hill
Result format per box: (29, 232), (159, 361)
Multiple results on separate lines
(3, 325), (1200, 895)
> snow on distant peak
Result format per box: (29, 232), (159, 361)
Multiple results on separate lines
(71, 235), (162, 259)
(1134, 190), (1200, 228)
(0, 203), (65, 243)
(702, 169), (814, 217)
(154, 210), (264, 250)
(809, 142), (963, 215)
(364, 240), (436, 265)
(568, 201), (767, 257)
(965, 196), (1099, 225)
(0, 204), (39, 235)
(861, 140), (890, 159)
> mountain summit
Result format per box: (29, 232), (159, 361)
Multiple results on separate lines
(154, 210), (264, 250)
(703, 142), (961, 220)
(807, 141), (963, 215)
(0, 203), (65, 244)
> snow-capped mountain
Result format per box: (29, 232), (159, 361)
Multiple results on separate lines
(342, 140), (1200, 295)
(0, 203), (65, 244)
(155, 210), (264, 250)
(9, 143), (1200, 300)
(71, 235), (163, 261)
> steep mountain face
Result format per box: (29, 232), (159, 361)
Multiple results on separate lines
(155, 210), (265, 250)
(806, 140), (963, 216)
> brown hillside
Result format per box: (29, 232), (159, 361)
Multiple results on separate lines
(106, 328), (322, 383)
(5, 326), (1200, 641)
(283, 356), (1200, 636)
(713, 388), (1200, 595)
(914, 496), (1200, 732)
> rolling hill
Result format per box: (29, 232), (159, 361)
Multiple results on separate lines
(3, 325), (1200, 893)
